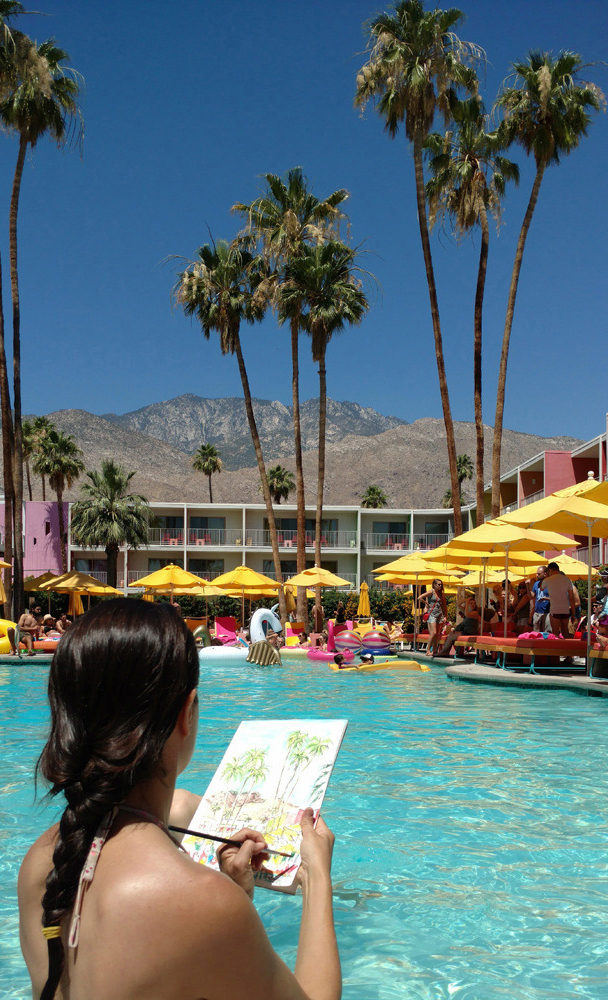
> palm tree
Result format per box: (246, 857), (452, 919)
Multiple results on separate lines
(0, 35), (82, 608)
(281, 241), (368, 621)
(456, 453), (473, 497)
(490, 50), (604, 515)
(355, 0), (480, 535)
(0, 1), (25, 614)
(33, 429), (84, 571)
(267, 465), (295, 505)
(192, 442), (222, 502)
(233, 168), (348, 622)
(70, 460), (150, 589)
(426, 96), (518, 522)
(22, 414), (54, 500)
(175, 240), (286, 622)
(361, 485), (388, 509)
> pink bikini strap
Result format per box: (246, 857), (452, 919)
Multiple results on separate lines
(68, 807), (117, 949)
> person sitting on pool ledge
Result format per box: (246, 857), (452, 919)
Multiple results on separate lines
(18, 598), (341, 1000)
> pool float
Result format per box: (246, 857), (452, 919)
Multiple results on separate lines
(333, 628), (363, 654)
(33, 637), (62, 652)
(307, 647), (354, 663)
(360, 628), (392, 655)
(330, 658), (430, 673)
(199, 607), (282, 661)
(0, 618), (17, 654)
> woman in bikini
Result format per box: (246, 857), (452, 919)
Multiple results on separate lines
(417, 579), (447, 657)
(18, 599), (340, 1000)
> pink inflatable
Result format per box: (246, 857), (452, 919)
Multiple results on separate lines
(307, 647), (355, 663)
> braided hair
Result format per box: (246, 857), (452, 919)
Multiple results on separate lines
(36, 598), (199, 999)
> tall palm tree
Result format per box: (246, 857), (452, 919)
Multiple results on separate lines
(281, 241), (368, 620)
(267, 465), (295, 505)
(192, 442), (222, 502)
(361, 484), (388, 509)
(70, 460), (150, 589)
(0, 35), (82, 608)
(175, 240), (286, 622)
(355, 0), (481, 535)
(425, 96), (518, 521)
(33, 429), (84, 572)
(22, 414), (54, 500)
(233, 168), (348, 622)
(0, 0), (24, 615)
(490, 50), (604, 515)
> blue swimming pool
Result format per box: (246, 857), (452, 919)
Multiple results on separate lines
(2, 657), (608, 1000)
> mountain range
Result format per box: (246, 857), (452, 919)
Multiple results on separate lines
(22, 394), (582, 509)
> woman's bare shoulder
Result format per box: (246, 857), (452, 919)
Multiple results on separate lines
(170, 787), (202, 828)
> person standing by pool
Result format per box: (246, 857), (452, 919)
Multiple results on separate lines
(417, 579), (447, 657)
(542, 562), (576, 638)
(18, 599), (341, 1000)
(530, 567), (551, 632)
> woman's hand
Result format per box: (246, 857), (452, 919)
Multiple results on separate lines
(216, 828), (269, 898)
(297, 808), (334, 888)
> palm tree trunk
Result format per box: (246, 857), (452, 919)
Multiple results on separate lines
(314, 349), (327, 622)
(56, 481), (67, 572)
(290, 316), (307, 623)
(106, 543), (118, 589)
(10, 135), (27, 615)
(474, 205), (489, 525)
(208, 474), (213, 504)
(413, 136), (462, 535)
(491, 164), (545, 516)
(0, 250), (14, 616)
(41, 473), (46, 501)
(233, 337), (286, 624)
(25, 458), (32, 501)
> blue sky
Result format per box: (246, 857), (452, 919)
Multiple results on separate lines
(2, 0), (607, 441)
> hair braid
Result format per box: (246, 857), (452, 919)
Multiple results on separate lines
(34, 598), (199, 998)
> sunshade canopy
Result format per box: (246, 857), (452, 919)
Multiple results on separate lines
(441, 520), (578, 553)
(285, 567), (351, 588)
(24, 572), (56, 591)
(424, 547), (544, 570)
(500, 495), (608, 539)
(129, 565), (206, 590)
(357, 581), (370, 617)
(40, 571), (109, 592)
(211, 565), (278, 590)
(372, 553), (438, 575)
(549, 553), (600, 581)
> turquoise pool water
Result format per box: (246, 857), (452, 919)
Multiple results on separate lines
(2, 657), (608, 1000)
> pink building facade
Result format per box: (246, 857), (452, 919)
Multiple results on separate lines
(0, 500), (65, 577)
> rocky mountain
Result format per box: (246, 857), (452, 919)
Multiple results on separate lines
(24, 402), (582, 510)
(101, 394), (407, 469)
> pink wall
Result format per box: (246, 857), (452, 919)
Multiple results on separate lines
(543, 451), (576, 495)
(519, 469), (543, 498)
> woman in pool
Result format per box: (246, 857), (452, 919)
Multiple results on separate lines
(18, 599), (340, 1000)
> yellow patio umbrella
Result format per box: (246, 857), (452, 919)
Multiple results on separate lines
(211, 566), (279, 625)
(372, 552), (438, 575)
(40, 570), (110, 592)
(85, 583), (124, 596)
(424, 521), (578, 637)
(551, 553), (599, 581)
(68, 592), (85, 617)
(285, 567), (351, 588)
(170, 581), (227, 618)
(554, 476), (608, 504)
(500, 494), (608, 665)
(128, 564), (207, 593)
(283, 585), (297, 616)
(357, 581), (370, 617)
(24, 571), (56, 591)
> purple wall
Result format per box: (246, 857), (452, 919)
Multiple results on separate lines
(0, 501), (66, 576)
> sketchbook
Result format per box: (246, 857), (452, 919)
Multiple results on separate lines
(180, 718), (347, 893)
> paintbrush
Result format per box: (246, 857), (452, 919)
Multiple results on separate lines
(169, 825), (295, 858)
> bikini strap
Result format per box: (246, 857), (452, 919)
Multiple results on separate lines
(67, 807), (118, 950)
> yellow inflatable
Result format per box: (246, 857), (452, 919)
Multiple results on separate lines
(330, 658), (430, 674)
(0, 618), (18, 655)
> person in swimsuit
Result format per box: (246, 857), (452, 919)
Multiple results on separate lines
(417, 579), (447, 657)
(18, 598), (340, 1000)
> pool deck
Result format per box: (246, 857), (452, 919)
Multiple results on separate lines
(0, 652), (53, 665)
(398, 648), (608, 697)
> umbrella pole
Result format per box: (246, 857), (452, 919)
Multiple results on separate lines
(587, 522), (592, 675)
(413, 574), (418, 652)
(504, 547), (510, 640)
(480, 560), (486, 636)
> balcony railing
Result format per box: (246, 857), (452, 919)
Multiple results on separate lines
(364, 533), (410, 552)
(147, 528), (244, 547)
(575, 544), (601, 566)
(411, 533), (451, 550)
(519, 489), (544, 508)
(237, 529), (358, 549)
(263, 570), (357, 589)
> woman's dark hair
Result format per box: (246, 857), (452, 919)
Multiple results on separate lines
(37, 598), (199, 998)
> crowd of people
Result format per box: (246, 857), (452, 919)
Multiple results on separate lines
(8, 607), (71, 656)
(417, 564), (608, 658)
